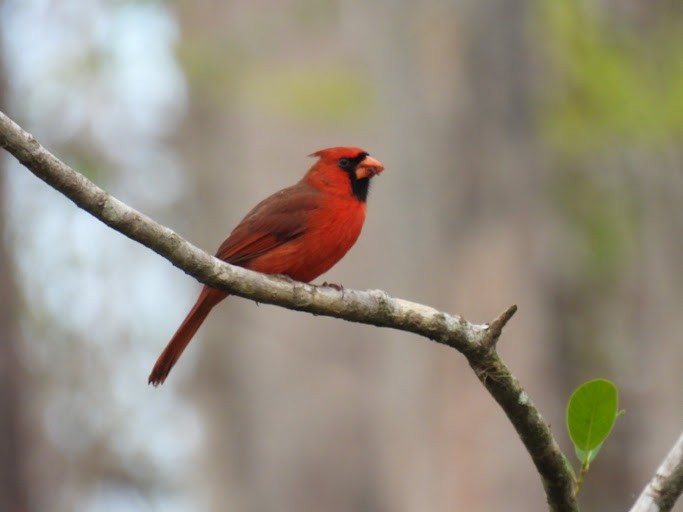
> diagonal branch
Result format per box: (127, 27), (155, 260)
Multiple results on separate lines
(0, 109), (577, 511)
(630, 432), (683, 512)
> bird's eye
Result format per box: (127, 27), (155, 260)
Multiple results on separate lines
(338, 157), (351, 169)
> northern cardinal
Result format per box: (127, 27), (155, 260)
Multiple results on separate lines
(148, 147), (384, 385)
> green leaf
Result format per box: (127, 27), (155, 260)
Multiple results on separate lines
(567, 379), (619, 453)
(575, 441), (603, 466)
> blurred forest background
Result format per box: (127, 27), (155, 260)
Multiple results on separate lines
(1, 0), (682, 511)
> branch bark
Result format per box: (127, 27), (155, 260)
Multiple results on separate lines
(0, 109), (577, 511)
(630, 432), (683, 512)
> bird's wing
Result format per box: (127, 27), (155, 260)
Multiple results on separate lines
(215, 184), (320, 265)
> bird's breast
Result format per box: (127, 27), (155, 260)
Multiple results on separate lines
(248, 198), (366, 282)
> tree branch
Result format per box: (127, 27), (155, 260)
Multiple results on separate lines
(0, 109), (577, 511)
(630, 432), (683, 512)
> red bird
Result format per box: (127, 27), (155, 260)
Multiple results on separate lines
(148, 147), (384, 385)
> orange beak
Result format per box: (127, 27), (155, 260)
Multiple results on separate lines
(355, 155), (384, 180)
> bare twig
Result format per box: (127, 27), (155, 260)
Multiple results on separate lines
(0, 109), (577, 511)
(630, 432), (683, 512)
(481, 303), (518, 350)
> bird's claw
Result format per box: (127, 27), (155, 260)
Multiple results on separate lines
(276, 274), (296, 284)
(321, 281), (345, 295)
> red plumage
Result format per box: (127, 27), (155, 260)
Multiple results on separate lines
(148, 147), (384, 385)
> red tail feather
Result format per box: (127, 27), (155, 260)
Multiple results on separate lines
(148, 287), (227, 386)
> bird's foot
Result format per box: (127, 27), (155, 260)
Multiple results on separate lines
(275, 274), (297, 284)
(321, 281), (345, 293)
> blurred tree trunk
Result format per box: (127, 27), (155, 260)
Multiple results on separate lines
(0, 37), (32, 512)
(172, 2), (254, 510)
(364, 0), (551, 508)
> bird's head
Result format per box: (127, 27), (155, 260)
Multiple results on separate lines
(307, 147), (384, 202)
